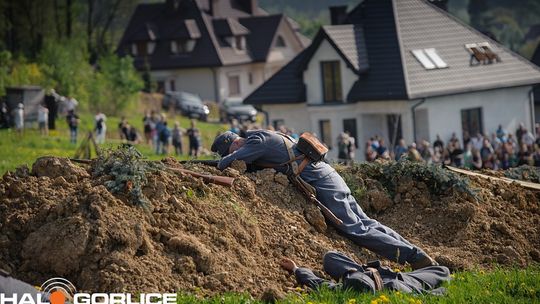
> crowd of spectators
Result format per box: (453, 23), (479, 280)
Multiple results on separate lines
(365, 123), (540, 170)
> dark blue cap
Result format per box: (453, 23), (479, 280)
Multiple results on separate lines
(211, 131), (239, 156)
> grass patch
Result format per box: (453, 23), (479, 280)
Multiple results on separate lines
(172, 266), (540, 303)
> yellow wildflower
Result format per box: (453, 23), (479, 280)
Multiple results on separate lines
(370, 300), (379, 304)
(347, 299), (357, 304)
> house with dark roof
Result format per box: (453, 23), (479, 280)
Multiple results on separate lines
(117, 0), (309, 102)
(245, 0), (540, 161)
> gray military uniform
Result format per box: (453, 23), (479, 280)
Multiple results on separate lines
(294, 251), (450, 295)
(0, 272), (46, 301)
(218, 130), (429, 265)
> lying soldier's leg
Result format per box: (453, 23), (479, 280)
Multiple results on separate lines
(322, 251), (363, 281)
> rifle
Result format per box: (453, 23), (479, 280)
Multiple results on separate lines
(179, 160), (219, 167)
(166, 167), (234, 187)
(288, 175), (344, 226)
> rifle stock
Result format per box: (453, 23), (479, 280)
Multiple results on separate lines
(179, 160), (219, 167)
(167, 167), (234, 187)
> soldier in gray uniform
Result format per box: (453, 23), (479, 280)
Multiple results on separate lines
(280, 251), (451, 294)
(0, 270), (47, 301)
(211, 130), (437, 269)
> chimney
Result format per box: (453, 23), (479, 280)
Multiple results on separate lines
(428, 0), (448, 11)
(329, 6), (348, 25)
(238, 0), (258, 15)
(209, 0), (217, 16)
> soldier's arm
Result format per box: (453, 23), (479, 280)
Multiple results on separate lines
(217, 135), (266, 170)
(294, 267), (341, 290)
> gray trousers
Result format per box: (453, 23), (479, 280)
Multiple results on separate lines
(0, 274), (47, 301)
(295, 251), (451, 295)
(313, 171), (427, 264)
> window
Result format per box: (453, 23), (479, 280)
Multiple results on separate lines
(233, 36), (246, 51)
(169, 79), (176, 92)
(171, 39), (196, 54)
(461, 108), (483, 139)
(156, 81), (165, 94)
(248, 72), (253, 85)
(319, 120), (332, 149)
(136, 42), (148, 56)
(411, 48), (448, 70)
(275, 35), (286, 47)
(387, 114), (402, 147)
(343, 119), (358, 149)
(228, 75), (240, 96)
(321, 61), (342, 103)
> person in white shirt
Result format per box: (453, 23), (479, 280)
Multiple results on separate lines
(12, 103), (24, 136)
(94, 112), (107, 144)
(38, 104), (49, 136)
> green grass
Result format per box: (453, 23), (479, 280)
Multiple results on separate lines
(171, 267), (540, 303)
(0, 110), (228, 174)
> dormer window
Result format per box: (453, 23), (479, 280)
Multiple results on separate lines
(275, 35), (286, 47)
(465, 42), (501, 66)
(234, 36), (246, 51)
(131, 42), (155, 56)
(171, 39), (196, 54)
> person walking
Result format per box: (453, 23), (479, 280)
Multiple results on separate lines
(211, 130), (438, 269)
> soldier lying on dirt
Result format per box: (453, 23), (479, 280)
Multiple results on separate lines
(280, 251), (451, 295)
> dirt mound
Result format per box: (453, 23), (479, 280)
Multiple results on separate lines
(337, 162), (540, 271)
(0, 157), (366, 295)
(1, 156), (539, 296)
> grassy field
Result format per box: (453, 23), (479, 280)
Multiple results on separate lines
(0, 110), (227, 173)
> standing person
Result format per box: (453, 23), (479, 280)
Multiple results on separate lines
(394, 139), (408, 161)
(187, 119), (201, 157)
(37, 103), (49, 136)
(337, 132), (351, 164)
(172, 122), (185, 156)
(143, 112), (154, 145)
(66, 110), (79, 144)
(433, 134), (444, 151)
(159, 121), (171, 155)
(94, 111), (107, 144)
(12, 103), (24, 137)
(211, 130), (438, 269)
(280, 251), (450, 294)
(127, 125), (140, 144)
(376, 138), (390, 160)
(118, 117), (129, 141)
(154, 115), (165, 154)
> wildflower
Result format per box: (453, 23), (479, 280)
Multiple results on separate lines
(370, 300), (379, 304)
(378, 295), (390, 303)
(347, 299), (357, 304)
(295, 287), (302, 292)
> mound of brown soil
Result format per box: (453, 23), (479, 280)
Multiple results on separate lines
(1, 157), (539, 296)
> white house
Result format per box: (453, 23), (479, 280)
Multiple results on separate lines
(117, 0), (308, 102)
(244, 0), (540, 161)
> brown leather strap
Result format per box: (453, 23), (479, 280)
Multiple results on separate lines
(366, 267), (384, 291)
(297, 157), (310, 175)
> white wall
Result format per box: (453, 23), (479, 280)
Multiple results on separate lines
(151, 68), (216, 101)
(419, 86), (533, 144)
(303, 39), (357, 105)
(262, 103), (310, 133)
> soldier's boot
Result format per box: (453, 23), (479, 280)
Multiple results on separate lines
(410, 254), (439, 270)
